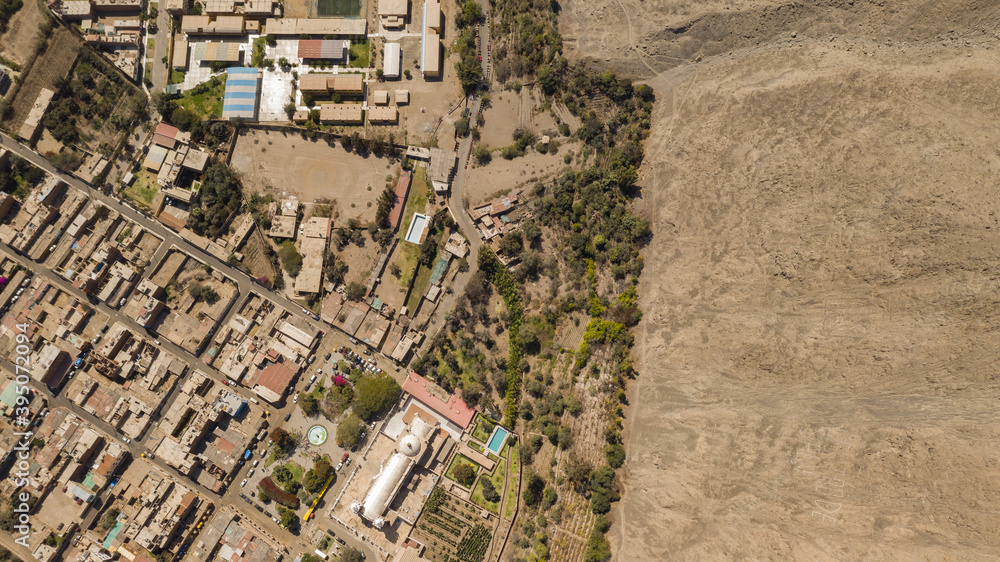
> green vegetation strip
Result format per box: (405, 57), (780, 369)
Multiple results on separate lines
(477, 247), (523, 426)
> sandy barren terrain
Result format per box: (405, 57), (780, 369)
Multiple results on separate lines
(554, 0), (1000, 559)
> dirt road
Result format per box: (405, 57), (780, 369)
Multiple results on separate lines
(556, 0), (1000, 558)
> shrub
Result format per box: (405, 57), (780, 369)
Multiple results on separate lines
(258, 478), (299, 509)
(604, 443), (625, 468)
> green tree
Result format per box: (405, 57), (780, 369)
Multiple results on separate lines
(604, 443), (625, 468)
(300, 393), (320, 416)
(481, 477), (500, 502)
(352, 374), (401, 421)
(336, 413), (365, 448)
(340, 547), (365, 562)
(346, 281), (366, 301)
(453, 463), (475, 487)
(473, 145), (491, 164)
(454, 117), (470, 137)
(277, 505), (298, 528)
(499, 231), (523, 256)
(278, 241), (303, 276)
(170, 107), (199, 131)
(98, 508), (121, 531)
(522, 473), (544, 506)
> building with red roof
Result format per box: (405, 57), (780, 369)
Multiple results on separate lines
(402, 371), (475, 428)
(388, 171), (411, 230)
(252, 360), (295, 403)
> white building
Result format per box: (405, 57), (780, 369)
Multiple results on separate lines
(383, 42), (401, 79)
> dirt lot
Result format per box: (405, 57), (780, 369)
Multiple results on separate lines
(461, 147), (574, 208)
(0, 0), (46, 68)
(478, 88), (559, 148)
(231, 128), (396, 225)
(560, 1), (1000, 559)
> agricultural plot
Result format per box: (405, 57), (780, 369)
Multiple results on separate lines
(41, 46), (145, 156)
(413, 488), (495, 562)
(8, 27), (79, 134)
(235, 227), (278, 286)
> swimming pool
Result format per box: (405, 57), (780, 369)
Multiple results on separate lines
(486, 426), (509, 456)
(405, 213), (429, 244)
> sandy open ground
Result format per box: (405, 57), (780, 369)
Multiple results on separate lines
(231, 129), (397, 225)
(553, 0), (1000, 559)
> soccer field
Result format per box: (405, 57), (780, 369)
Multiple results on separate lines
(316, 0), (361, 17)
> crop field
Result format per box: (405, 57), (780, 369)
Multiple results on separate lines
(7, 27), (79, 136)
(413, 488), (495, 562)
(236, 227), (278, 286)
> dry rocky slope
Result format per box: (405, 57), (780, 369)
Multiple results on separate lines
(559, 0), (1000, 559)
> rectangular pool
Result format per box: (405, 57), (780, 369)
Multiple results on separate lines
(404, 212), (429, 244)
(486, 426), (509, 456)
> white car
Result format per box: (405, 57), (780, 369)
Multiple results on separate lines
(247, 468), (255, 477)
(309, 374), (317, 384)
(240, 479), (248, 487)
(293, 393), (299, 404)
(336, 462), (343, 471)
(252, 459), (259, 467)
(122, 437), (131, 444)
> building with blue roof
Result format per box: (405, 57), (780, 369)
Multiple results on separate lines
(222, 67), (261, 121)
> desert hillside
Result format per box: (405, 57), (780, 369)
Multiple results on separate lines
(559, 1), (1000, 559)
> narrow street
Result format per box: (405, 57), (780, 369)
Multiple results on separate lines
(150, 4), (170, 92)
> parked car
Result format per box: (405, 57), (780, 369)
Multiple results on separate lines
(293, 393), (299, 404)
(101, 325), (109, 333)
(284, 413), (291, 422)
(341, 453), (349, 462)
(309, 374), (317, 384)
(240, 479), (248, 487)
(247, 468), (255, 477)
(324, 353), (332, 361)
(122, 437), (131, 444)
(252, 459), (259, 467)
(336, 462), (343, 471)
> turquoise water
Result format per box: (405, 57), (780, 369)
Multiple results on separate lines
(486, 427), (509, 455)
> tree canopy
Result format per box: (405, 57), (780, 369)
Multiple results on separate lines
(352, 374), (402, 421)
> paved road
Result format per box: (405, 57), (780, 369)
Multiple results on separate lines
(150, 4), (169, 92)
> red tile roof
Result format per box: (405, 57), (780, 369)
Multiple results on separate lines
(255, 361), (295, 396)
(388, 171), (411, 230)
(402, 371), (475, 428)
(155, 122), (180, 140)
